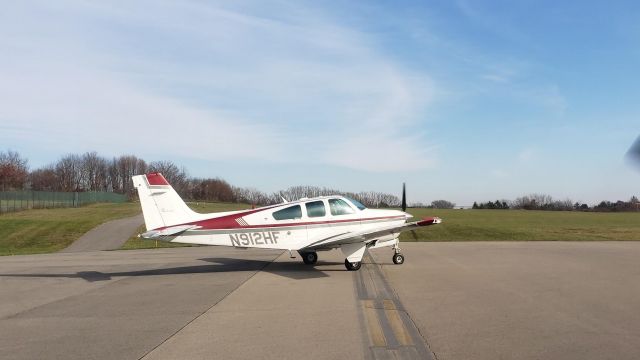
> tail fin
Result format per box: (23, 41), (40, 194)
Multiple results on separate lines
(132, 173), (198, 231)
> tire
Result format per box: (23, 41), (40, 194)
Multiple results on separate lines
(392, 253), (405, 265)
(344, 259), (362, 271)
(302, 252), (318, 265)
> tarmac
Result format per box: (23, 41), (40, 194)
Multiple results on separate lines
(1, 242), (640, 359)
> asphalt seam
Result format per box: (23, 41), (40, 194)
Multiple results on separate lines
(353, 270), (373, 359)
(361, 254), (436, 360)
(378, 260), (440, 360)
(136, 251), (284, 360)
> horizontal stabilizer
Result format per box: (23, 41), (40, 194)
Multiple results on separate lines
(140, 225), (200, 239)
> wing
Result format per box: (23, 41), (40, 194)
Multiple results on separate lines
(303, 217), (441, 250)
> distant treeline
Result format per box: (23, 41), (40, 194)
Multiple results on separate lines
(472, 194), (640, 212)
(410, 200), (457, 209)
(0, 150), (400, 207)
(2, 150), (637, 211)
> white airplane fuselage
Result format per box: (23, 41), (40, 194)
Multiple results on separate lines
(160, 206), (407, 251)
(132, 173), (440, 270)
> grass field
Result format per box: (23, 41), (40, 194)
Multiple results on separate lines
(0, 203), (140, 256)
(401, 208), (640, 241)
(3, 202), (640, 256)
(124, 205), (640, 251)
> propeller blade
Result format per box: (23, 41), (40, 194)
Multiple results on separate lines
(402, 182), (407, 212)
(626, 135), (640, 171)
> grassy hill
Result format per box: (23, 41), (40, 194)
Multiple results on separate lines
(0, 203), (140, 256)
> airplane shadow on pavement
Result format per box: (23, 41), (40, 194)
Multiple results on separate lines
(0, 257), (342, 282)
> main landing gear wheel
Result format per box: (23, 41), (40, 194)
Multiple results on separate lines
(344, 259), (362, 271)
(301, 252), (318, 265)
(392, 253), (405, 265)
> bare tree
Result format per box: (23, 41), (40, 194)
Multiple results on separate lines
(190, 178), (235, 202)
(55, 154), (83, 191)
(107, 158), (121, 193)
(0, 150), (29, 191)
(115, 155), (147, 195)
(431, 200), (455, 209)
(29, 165), (57, 191)
(81, 151), (108, 191)
(511, 194), (575, 210)
(233, 186), (274, 205)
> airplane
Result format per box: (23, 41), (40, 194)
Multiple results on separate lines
(132, 173), (441, 271)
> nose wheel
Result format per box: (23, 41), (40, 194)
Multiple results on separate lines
(392, 253), (405, 264)
(392, 241), (404, 265)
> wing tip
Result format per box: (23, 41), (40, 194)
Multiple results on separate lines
(417, 217), (442, 226)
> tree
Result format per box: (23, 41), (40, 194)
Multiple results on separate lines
(55, 154), (82, 191)
(110, 155), (147, 195)
(431, 200), (455, 209)
(29, 166), (57, 191)
(233, 186), (273, 206)
(190, 178), (235, 202)
(81, 151), (108, 191)
(0, 150), (29, 190)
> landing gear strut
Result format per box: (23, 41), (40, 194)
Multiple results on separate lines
(300, 251), (318, 265)
(344, 259), (362, 271)
(392, 242), (404, 265)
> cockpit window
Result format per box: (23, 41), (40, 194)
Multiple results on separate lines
(346, 197), (367, 210)
(305, 201), (326, 218)
(272, 205), (302, 220)
(328, 198), (355, 216)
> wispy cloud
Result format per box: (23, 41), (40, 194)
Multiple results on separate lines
(490, 169), (509, 178)
(517, 148), (537, 162)
(0, 1), (437, 172)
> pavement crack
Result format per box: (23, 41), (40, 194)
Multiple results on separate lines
(400, 306), (440, 360)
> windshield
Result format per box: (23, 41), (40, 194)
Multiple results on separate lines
(346, 197), (367, 210)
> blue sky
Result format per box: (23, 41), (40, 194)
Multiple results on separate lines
(1, 1), (639, 205)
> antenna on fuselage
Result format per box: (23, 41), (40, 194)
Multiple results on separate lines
(279, 192), (289, 204)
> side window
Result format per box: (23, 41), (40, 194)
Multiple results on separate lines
(305, 201), (326, 218)
(328, 199), (355, 216)
(272, 205), (302, 220)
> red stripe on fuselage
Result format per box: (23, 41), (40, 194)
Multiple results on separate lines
(152, 205), (281, 231)
(189, 215), (406, 230)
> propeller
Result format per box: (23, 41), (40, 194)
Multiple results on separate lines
(626, 135), (640, 171)
(401, 182), (419, 240)
(402, 182), (407, 212)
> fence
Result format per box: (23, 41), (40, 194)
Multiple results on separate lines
(0, 191), (128, 214)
